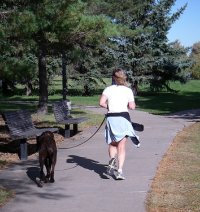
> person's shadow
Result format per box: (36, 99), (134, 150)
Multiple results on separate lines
(66, 155), (110, 179)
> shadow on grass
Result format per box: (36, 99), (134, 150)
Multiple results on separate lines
(137, 91), (200, 115)
(1, 90), (199, 119)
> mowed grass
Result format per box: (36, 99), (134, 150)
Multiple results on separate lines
(136, 80), (200, 114)
(0, 80), (199, 114)
(146, 122), (200, 212)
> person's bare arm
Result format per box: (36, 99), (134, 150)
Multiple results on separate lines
(99, 94), (108, 109)
(128, 101), (136, 110)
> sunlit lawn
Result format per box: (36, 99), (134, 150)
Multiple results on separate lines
(1, 80), (199, 115)
(146, 122), (200, 212)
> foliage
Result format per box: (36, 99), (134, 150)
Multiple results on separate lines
(0, 0), (195, 101)
(148, 40), (192, 92)
(69, 46), (113, 95)
(190, 41), (200, 79)
(0, 0), (121, 111)
(98, 0), (193, 91)
(191, 64), (200, 79)
(0, 187), (13, 207)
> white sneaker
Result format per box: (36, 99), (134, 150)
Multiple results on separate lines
(115, 171), (125, 180)
(106, 158), (116, 176)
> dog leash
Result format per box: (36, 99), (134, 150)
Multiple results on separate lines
(58, 116), (106, 149)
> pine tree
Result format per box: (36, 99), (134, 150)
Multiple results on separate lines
(97, 0), (193, 91)
(0, 0), (120, 113)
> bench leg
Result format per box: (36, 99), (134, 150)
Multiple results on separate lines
(73, 124), (78, 135)
(19, 139), (28, 160)
(64, 124), (70, 138)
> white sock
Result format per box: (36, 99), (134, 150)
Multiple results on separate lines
(118, 168), (122, 173)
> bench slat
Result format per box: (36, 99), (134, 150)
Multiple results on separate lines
(52, 101), (88, 137)
(2, 110), (58, 160)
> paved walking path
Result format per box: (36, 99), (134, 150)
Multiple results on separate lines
(0, 108), (199, 212)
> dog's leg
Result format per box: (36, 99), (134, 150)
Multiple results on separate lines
(44, 158), (51, 182)
(50, 153), (57, 183)
(39, 158), (46, 183)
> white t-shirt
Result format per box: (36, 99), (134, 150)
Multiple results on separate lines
(102, 85), (134, 113)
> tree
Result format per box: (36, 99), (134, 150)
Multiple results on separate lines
(142, 0), (192, 91)
(0, 0), (120, 113)
(69, 0), (147, 92)
(190, 41), (200, 79)
(96, 0), (193, 91)
(1, 0), (193, 106)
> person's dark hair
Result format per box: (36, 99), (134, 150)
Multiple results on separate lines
(112, 68), (127, 86)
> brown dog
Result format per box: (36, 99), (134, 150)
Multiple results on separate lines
(37, 131), (57, 186)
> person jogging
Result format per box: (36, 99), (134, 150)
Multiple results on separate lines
(99, 68), (139, 180)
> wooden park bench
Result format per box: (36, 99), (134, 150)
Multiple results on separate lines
(52, 100), (88, 138)
(2, 110), (58, 160)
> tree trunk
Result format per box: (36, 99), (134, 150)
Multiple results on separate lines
(37, 49), (48, 114)
(62, 52), (68, 100)
(25, 81), (33, 96)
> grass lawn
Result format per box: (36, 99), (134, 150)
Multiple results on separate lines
(136, 80), (200, 114)
(0, 80), (199, 114)
(0, 187), (13, 207)
(146, 122), (200, 212)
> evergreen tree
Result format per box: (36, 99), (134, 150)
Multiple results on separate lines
(0, 0), (120, 113)
(97, 0), (193, 91)
(1, 0), (194, 105)
(141, 0), (192, 91)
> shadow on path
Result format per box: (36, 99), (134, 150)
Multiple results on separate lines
(0, 160), (72, 202)
(26, 166), (42, 187)
(66, 155), (109, 179)
(165, 109), (200, 122)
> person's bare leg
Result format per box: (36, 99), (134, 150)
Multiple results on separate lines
(108, 142), (117, 159)
(117, 137), (127, 170)
(106, 142), (117, 175)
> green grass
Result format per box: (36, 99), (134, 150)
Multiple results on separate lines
(0, 187), (13, 207)
(136, 91), (200, 114)
(136, 80), (200, 114)
(1, 80), (199, 114)
(69, 95), (100, 106)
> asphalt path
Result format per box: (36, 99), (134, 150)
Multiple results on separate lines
(0, 108), (199, 212)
